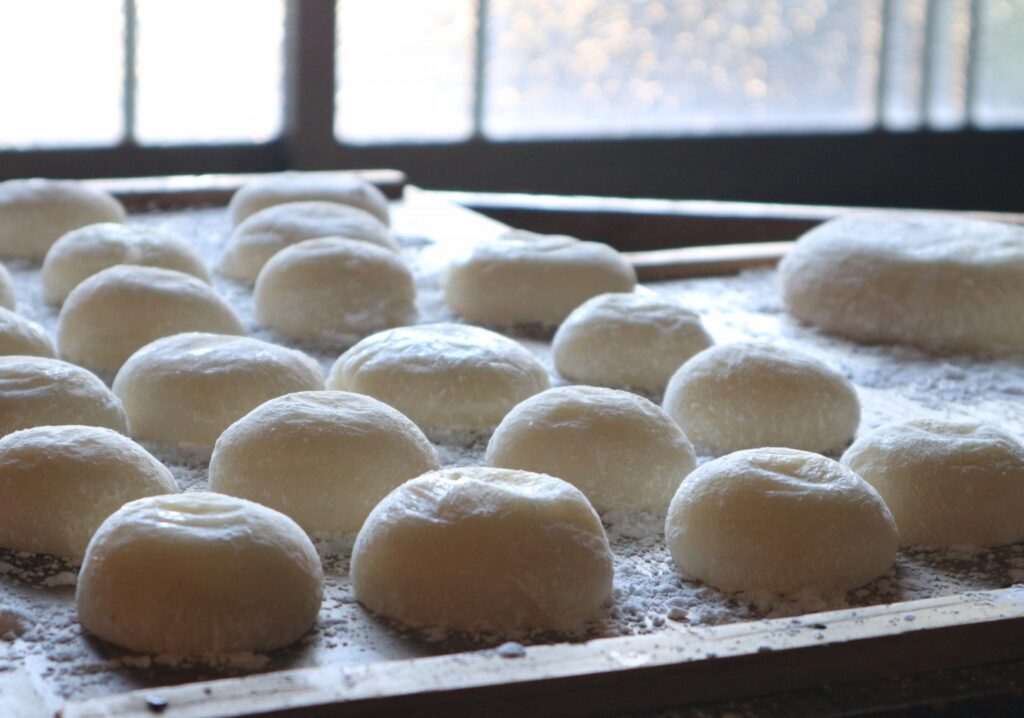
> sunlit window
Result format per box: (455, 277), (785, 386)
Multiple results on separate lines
(0, 1), (124, 149)
(334, 0), (1024, 143)
(136, 0), (285, 145)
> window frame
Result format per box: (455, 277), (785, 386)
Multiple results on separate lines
(1, 0), (1022, 212)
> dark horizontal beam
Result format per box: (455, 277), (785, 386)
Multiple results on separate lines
(315, 130), (1024, 213)
(0, 142), (288, 182)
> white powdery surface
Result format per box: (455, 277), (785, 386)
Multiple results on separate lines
(3, 204), (1024, 712)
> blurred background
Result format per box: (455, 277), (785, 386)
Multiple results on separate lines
(2, 0), (1022, 209)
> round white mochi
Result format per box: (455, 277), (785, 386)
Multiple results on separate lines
(781, 214), (1024, 353)
(210, 391), (440, 534)
(0, 178), (126, 260)
(255, 238), (416, 344)
(842, 420), (1024, 547)
(328, 323), (550, 434)
(229, 172), (390, 227)
(42, 223), (210, 304)
(553, 292), (713, 393)
(352, 466), (613, 635)
(57, 265), (243, 373)
(0, 262), (16, 310)
(76, 492), (323, 654)
(219, 201), (397, 284)
(666, 448), (897, 594)
(0, 307), (54, 357)
(113, 333), (324, 451)
(0, 426), (177, 559)
(663, 343), (860, 455)
(444, 230), (637, 326)
(0, 356), (127, 437)
(486, 386), (696, 513)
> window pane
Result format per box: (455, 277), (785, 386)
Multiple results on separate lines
(974, 0), (1024, 128)
(0, 1), (123, 149)
(336, 0), (476, 144)
(135, 0), (284, 145)
(880, 0), (928, 130)
(483, 0), (884, 140)
(924, 0), (971, 129)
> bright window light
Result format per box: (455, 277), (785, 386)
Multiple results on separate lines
(0, 1), (123, 149)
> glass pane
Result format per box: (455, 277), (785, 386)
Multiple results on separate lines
(924, 0), (971, 130)
(880, 0), (928, 130)
(335, 0), (476, 144)
(0, 1), (123, 149)
(483, 0), (884, 140)
(135, 0), (285, 145)
(974, 0), (1024, 128)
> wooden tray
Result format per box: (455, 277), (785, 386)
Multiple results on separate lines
(9, 172), (1024, 717)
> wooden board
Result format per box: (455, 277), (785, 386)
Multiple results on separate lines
(15, 176), (1024, 717)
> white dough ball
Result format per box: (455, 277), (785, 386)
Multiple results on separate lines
(0, 178), (126, 260)
(444, 230), (637, 326)
(255, 238), (416, 344)
(0, 356), (127, 437)
(352, 466), (613, 635)
(781, 214), (1024, 353)
(42, 223), (210, 304)
(229, 172), (390, 226)
(219, 201), (397, 284)
(113, 333), (325, 451)
(486, 386), (696, 512)
(0, 307), (54, 357)
(663, 343), (860, 455)
(842, 420), (1024, 547)
(0, 426), (177, 559)
(553, 292), (713, 392)
(57, 265), (244, 373)
(0, 262), (16, 310)
(76, 492), (323, 654)
(666, 448), (897, 594)
(210, 391), (440, 534)
(328, 323), (549, 434)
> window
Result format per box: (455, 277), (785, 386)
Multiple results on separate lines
(334, 0), (1024, 143)
(0, 0), (284, 149)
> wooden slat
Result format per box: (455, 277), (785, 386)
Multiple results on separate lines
(64, 587), (1024, 718)
(438, 191), (1024, 252)
(84, 169), (408, 212)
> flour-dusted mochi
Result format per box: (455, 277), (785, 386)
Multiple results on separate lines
(352, 467), (613, 635)
(0, 178), (126, 260)
(842, 419), (1024, 547)
(553, 292), (713, 392)
(255, 238), (416, 344)
(0, 426), (177, 559)
(327, 323), (549, 434)
(219, 201), (397, 284)
(663, 343), (860, 455)
(781, 214), (1024, 353)
(76, 492), (323, 654)
(57, 265), (243, 373)
(0, 262), (15, 310)
(444, 230), (637, 326)
(210, 391), (440, 534)
(42, 223), (210, 304)
(666, 448), (897, 594)
(486, 386), (696, 513)
(0, 356), (127, 437)
(0, 307), (54, 357)
(229, 172), (390, 226)
(113, 333), (325, 451)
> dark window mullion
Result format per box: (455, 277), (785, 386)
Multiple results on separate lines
(471, 0), (489, 140)
(123, 0), (138, 145)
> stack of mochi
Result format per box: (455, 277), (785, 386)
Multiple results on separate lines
(1, 171), (1023, 660)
